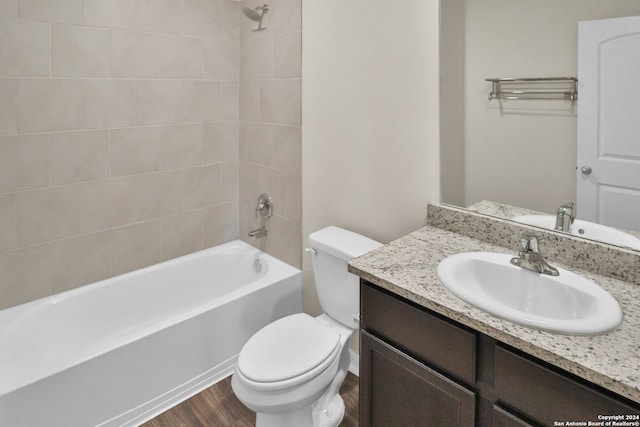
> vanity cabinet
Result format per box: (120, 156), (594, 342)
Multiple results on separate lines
(360, 281), (640, 427)
(360, 332), (475, 426)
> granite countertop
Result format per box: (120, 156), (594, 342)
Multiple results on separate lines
(348, 225), (640, 404)
(466, 199), (640, 242)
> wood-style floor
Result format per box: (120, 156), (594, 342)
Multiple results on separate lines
(143, 372), (359, 427)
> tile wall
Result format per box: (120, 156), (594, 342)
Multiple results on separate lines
(238, 0), (302, 268)
(0, 0), (247, 309)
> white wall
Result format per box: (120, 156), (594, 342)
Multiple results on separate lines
(302, 0), (441, 316)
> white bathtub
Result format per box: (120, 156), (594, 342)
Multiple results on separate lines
(0, 240), (301, 427)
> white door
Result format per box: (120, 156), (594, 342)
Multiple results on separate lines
(578, 16), (640, 232)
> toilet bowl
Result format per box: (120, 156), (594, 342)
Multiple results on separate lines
(231, 226), (383, 427)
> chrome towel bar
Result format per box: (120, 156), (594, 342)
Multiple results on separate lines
(486, 76), (578, 102)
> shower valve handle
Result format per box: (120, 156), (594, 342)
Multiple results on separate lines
(255, 193), (273, 219)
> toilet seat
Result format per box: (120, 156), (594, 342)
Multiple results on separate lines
(237, 313), (340, 391)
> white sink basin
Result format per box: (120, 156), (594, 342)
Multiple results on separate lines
(512, 215), (640, 251)
(437, 252), (622, 335)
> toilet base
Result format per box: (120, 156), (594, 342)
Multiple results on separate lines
(254, 394), (344, 427)
(256, 407), (313, 427)
(312, 394), (345, 427)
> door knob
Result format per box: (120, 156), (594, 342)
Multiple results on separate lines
(580, 165), (592, 175)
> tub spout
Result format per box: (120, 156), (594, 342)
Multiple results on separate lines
(248, 226), (267, 238)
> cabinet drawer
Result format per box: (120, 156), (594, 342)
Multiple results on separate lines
(360, 331), (475, 427)
(361, 282), (476, 384)
(495, 345), (640, 426)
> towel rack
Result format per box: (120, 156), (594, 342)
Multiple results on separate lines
(486, 77), (578, 102)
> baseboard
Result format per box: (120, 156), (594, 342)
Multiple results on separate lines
(349, 349), (359, 377)
(113, 356), (238, 427)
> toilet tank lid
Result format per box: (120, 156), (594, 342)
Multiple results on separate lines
(308, 226), (383, 260)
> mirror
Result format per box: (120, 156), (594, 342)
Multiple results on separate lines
(440, 0), (640, 250)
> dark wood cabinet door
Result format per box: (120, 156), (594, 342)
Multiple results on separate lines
(360, 331), (475, 427)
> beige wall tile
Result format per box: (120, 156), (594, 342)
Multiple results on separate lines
(135, 0), (182, 34)
(17, 185), (83, 246)
(245, 122), (272, 166)
(18, 79), (82, 132)
(0, 20), (50, 76)
(52, 25), (111, 77)
(0, 78), (17, 134)
(221, 0), (239, 38)
(182, 164), (223, 210)
(281, 171), (301, 221)
(221, 81), (239, 120)
(159, 124), (205, 170)
(83, 79), (137, 129)
(239, 161), (258, 204)
(260, 78), (301, 125)
(110, 127), (161, 176)
(51, 231), (110, 293)
(19, 0), (82, 24)
(161, 209), (204, 260)
(239, 79), (260, 121)
(183, 0), (222, 38)
(0, 134), (50, 193)
(0, 245), (51, 309)
(204, 201), (238, 246)
(204, 121), (239, 164)
(136, 80), (182, 125)
(240, 37), (273, 80)
(268, 0), (301, 34)
(204, 39), (238, 81)
(0, 194), (17, 252)
(274, 32), (301, 78)
(238, 199), (258, 245)
(0, 0), (18, 18)
(83, 0), (136, 29)
(81, 177), (136, 232)
(238, 122), (248, 161)
(111, 220), (161, 275)
(221, 161), (239, 201)
(272, 125), (301, 174)
(111, 30), (161, 78)
(135, 171), (182, 220)
(181, 80), (221, 122)
(51, 130), (109, 185)
(159, 36), (203, 80)
(268, 214), (300, 268)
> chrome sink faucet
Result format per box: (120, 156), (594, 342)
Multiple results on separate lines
(510, 235), (559, 276)
(555, 202), (574, 232)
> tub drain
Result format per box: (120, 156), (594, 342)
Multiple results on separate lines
(253, 258), (263, 273)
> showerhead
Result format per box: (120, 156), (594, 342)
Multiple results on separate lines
(241, 4), (268, 31)
(242, 6), (262, 22)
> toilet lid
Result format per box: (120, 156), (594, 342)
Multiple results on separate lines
(237, 313), (340, 383)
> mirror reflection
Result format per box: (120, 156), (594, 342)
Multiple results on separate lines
(440, 0), (640, 250)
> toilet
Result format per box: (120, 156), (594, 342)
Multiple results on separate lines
(231, 226), (383, 427)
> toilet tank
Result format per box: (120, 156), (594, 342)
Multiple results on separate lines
(308, 226), (383, 329)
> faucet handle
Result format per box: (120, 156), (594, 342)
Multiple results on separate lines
(527, 235), (540, 253)
(518, 235), (540, 253)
